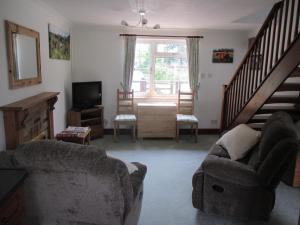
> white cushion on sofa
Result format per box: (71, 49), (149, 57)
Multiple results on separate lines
(216, 124), (261, 161)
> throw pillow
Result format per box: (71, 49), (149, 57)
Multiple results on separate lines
(216, 124), (261, 161)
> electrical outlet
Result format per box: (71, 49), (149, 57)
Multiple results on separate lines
(211, 120), (218, 125)
(208, 73), (213, 78)
(201, 73), (206, 79)
(104, 119), (108, 126)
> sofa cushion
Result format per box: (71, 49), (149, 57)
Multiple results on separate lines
(246, 145), (261, 170)
(262, 111), (293, 133)
(216, 124), (261, 161)
(259, 118), (297, 161)
(258, 138), (298, 188)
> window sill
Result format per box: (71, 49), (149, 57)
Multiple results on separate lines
(134, 96), (178, 101)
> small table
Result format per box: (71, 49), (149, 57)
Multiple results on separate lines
(56, 127), (91, 145)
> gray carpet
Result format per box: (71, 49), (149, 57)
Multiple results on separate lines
(92, 135), (300, 225)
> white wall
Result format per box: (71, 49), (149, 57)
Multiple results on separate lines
(72, 25), (249, 129)
(0, 0), (72, 150)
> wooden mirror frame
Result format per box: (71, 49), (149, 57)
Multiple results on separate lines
(5, 20), (42, 89)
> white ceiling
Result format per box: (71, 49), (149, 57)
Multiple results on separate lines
(40, 0), (279, 30)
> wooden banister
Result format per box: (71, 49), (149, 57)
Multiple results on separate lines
(221, 0), (300, 131)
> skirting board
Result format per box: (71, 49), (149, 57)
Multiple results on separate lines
(104, 128), (220, 135)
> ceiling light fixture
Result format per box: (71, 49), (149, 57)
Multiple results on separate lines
(121, 2), (160, 29)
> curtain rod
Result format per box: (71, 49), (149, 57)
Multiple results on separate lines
(119, 34), (204, 39)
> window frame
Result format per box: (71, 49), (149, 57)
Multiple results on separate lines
(133, 38), (189, 98)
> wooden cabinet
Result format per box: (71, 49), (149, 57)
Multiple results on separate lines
(67, 106), (104, 139)
(137, 103), (176, 138)
(294, 153), (300, 187)
(0, 92), (59, 150)
(0, 169), (27, 225)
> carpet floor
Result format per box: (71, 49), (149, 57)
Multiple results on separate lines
(92, 135), (300, 225)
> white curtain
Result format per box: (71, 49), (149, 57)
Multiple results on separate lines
(121, 36), (136, 92)
(186, 37), (200, 97)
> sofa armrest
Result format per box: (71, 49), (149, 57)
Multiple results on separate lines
(130, 162), (147, 197)
(202, 155), (260, 187)
(192, 166), (204, 188)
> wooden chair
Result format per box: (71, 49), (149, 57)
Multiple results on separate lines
(176, 90), (198, 142)
(113, 89), (136, 141)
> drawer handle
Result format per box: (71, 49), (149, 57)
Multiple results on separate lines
(212, 184), (224, 193)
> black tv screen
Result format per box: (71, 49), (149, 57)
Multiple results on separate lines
(72, 82), (102, 109)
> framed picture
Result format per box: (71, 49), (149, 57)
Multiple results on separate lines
(48, 24), (70, 60)
(212, 49), (234, 63)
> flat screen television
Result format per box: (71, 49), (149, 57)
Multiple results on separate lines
(72, 81), (102, 109)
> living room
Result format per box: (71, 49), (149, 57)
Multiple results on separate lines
(0, 0), (299, 225)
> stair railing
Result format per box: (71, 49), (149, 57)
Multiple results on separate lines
(221, 0), (300, 131)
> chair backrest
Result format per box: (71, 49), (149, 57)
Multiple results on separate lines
(177, 90), (195, 115)
(117, 89), (134, 115)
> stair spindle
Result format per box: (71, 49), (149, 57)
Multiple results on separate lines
(288, 0), (295, 45)
(275, 6), (283, 61)
(281, 0), (290, 55)
(270, 11), (278, 70)
(295, 0), (300, 37)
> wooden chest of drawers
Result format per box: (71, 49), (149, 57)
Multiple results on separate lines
(0, 169), (27, 225)
(137, 103), (176, 138)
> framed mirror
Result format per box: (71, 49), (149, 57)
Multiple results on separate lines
(6, 20), (42, 89)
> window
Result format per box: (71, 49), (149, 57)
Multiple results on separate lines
(132, 39), (189, 97)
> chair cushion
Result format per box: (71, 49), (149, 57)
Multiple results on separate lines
(176, 114), (198, 123)
(115, 114), (137, 122)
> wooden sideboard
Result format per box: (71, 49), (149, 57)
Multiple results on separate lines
(0, 92), (59, 150)
(137, 103), (176, 138)
(0, 169), (28, 225)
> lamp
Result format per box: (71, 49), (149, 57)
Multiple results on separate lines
(121, 8), (160, 29)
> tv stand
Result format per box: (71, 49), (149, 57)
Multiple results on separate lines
(67, 106), (104, 139)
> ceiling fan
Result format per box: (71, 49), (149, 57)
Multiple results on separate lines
(121, 0), (160, 29)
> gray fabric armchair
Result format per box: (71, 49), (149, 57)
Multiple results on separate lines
(192, 112), (298, 221)
(0, 140), (147, 225)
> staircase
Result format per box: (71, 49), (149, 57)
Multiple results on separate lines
(221, 0), (300, 131)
